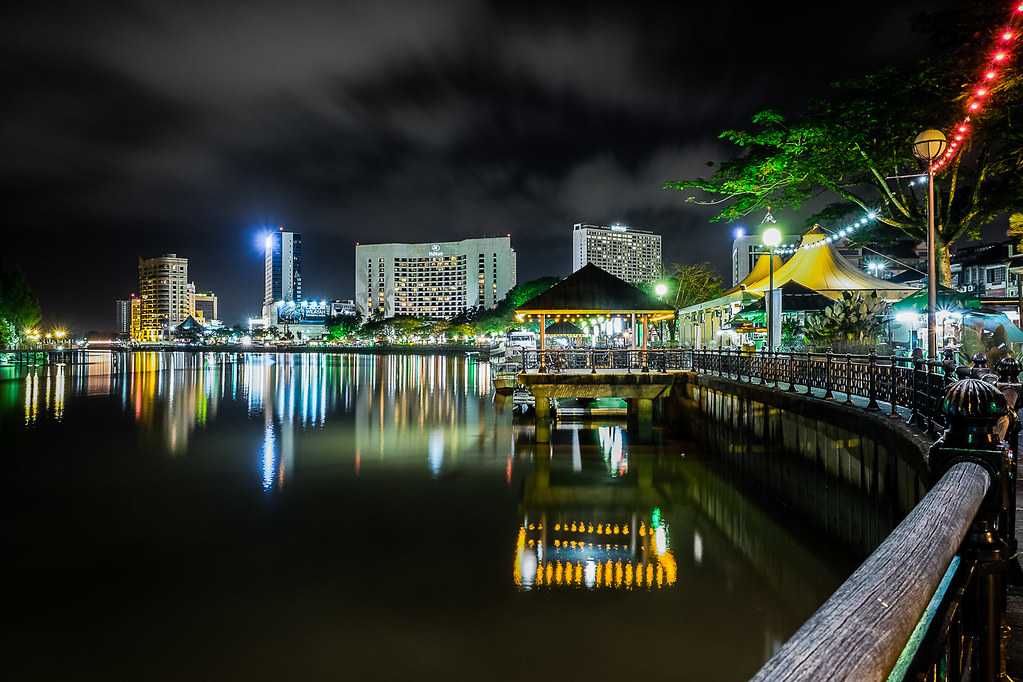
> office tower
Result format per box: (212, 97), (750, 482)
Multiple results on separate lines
(572, 223), (661, 284)
(355, 236), (516, 319)
(138, 254), (189, 341)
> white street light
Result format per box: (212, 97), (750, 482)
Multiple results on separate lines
(913, 129), (948, 359)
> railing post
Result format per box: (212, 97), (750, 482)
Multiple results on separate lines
(888, 357), (898, 419)
(787, 352), (796, 393)
(590, 349), (596, 374)
(843, 354), (853, 405)
(866, 350), (880, 411)
(824, 350), (834, 400)
(925, 361), (935, 436)
(909, 356), (920, 426)
(930, 378), (1014, 682)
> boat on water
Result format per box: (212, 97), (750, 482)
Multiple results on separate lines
(511, 389), (535, 416)
(553, 397), (628, 418)
(493, 361), (522, 395)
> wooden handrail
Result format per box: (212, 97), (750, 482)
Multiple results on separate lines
(751, 462), (990, 681)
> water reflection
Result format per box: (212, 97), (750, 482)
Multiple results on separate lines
(2, 350), (859, 681)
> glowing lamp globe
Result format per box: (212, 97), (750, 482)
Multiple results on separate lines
(654, 283), (668, 298)
(913, 129), (948, 161)
(761, 227), (782, 248)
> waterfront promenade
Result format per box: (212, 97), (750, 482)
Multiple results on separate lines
(519, 348), (1023, 681)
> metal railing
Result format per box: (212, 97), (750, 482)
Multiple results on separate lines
(687, 348), (959, 435)
(519, 348), (692, 373)
(517, 348), (1020, 680)
(519, 348), (960, 433)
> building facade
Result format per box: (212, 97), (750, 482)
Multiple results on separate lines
(130, 296), (141, 341)
(730, 234), (761, 286)
(191, 289), (219, 324)
(355, 236), (517, 319)
(572, 224), (661, 284)
(138, 254), (190, 342)
(952, 240), (1021, 299)
(331, 299), (357, 317)
(263, 227), (303, 319)
(115, 299), (131, 336)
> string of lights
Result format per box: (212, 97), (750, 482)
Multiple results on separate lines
(770, 210), (879, 255)
(931, 2), (1023, 173)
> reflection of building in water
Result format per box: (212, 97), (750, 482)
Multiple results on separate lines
(514, 511), (676, 590)
(260, 413), (294, 493)
(514, 430), (676, 590)
(353, 354), (498, 475)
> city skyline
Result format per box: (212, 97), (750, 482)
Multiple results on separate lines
(1, 0), (974, 332)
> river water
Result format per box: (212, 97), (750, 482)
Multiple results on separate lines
(2, 352), (855, 681)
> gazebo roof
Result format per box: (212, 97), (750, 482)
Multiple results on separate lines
(544, 321), (586, 336)
(724, 253), (783, 294)
(174, 315), (204, 332)
(890, 283), (980, 313)
(742, 227), (916, 301)
(516, 264), (675, 317)
(737, 281), (834, 314)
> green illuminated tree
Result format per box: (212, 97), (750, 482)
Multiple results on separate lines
(666, 6), (1022, 285)
(326, 311), (363, 342)
(0, 268), (42, 334)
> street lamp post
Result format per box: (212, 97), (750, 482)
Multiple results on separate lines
(654, 282), (669, 346)
(762, 227), (782, 351)
(913, 129), (948, 359)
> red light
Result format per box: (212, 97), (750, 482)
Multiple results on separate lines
(985, 70), (997, 80)
(976, 88), (988, 97)
(1003, 31), (1014, 41)
(969, 102), (980, 111)
(955, 135), (963, 141)
(994, 52), (1007, 61)
(958, 125), (968, 132)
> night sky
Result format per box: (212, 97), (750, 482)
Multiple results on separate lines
(1, 0), (965, 332)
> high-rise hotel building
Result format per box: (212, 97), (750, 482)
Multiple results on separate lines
(355, 237), (516, 319)
(138, 254), (190, 341)
(262, 227), (303, 321)
(572, 223), (662, 284)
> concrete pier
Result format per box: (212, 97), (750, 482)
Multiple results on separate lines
(517, 371), (678, 442)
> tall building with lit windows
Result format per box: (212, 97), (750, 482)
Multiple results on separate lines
(262, 226), (303, 319)
(138, 254), (190, 341)
(115, 299), (131, 336)
(572, 223), (661, 284)
(355, 236), (516, 319)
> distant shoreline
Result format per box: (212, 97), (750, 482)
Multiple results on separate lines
(5, 343), (492, 357)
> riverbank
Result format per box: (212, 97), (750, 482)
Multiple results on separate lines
(2, 343), (493, 359)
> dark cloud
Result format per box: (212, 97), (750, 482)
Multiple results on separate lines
(0, 0), (963, 330)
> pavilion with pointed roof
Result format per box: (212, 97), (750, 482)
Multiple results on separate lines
(515, 263), (675, 358)
(678, 227), (919, 348)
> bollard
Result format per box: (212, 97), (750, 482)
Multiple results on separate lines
(843, 354), (853, 406)
(929, 378), (1014, 682)
(972, 352), (989, 378)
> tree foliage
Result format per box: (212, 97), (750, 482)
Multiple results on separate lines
(660, 263), (724, 309)
(449, 277), (559, 335)
(0, 268), (42, 333)
(666, 6), (1022, 284)
(326, 311), (363, 342)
